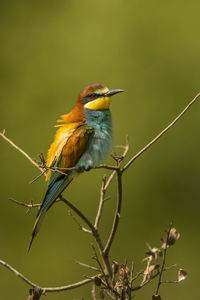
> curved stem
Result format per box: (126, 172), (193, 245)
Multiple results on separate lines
(60, 195), (112, 278)
(104, 169), (122, 256)
(0, 130), (43, 173)
(0, 260), (39, 289)
(0, 259), (101, 293)
(122, 92), (200, 172)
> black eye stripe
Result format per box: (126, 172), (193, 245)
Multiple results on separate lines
(82, 93), (103, 105)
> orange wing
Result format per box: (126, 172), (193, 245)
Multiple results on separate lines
(61, 124), (94, 168)
(46, 124), (94, 185)
(45, 122), (83, 181)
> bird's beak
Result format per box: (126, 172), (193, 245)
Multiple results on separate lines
(105, 89), (124, 97)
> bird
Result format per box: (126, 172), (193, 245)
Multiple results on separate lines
(28, 83), (124, 251)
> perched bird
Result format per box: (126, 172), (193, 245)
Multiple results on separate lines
(28, 83), (124, 250)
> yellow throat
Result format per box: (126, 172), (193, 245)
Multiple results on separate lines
(84, 97), (111, 110)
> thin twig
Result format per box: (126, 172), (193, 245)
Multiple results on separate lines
(0, 260), (39, 289)
(161, 280), (178, 284)
(94, 165), (119, 171)
(75, 260), (100, 272)
(91, 245), (108, 284)
(91, 284), (97, 300)
(92, 245), (119, 299)
(94, 175), (107, 229)
(0, 130), (43, 173)
(39, 165), (68, 177)
(132, 271), (160, 291)
(0, 259), (102, 294)
(43, 274), (102, 292)
(60, 195), (112, 278)
(68, 210), (92, 234)
(29, 170), (47, 184)
(9, 198), (41, 208)
(130, 262), (135, 289)
(104, 169), (122, 256)
(154, 223), (173, 296)
(103, 136), (129, 191)
(60, 196), (95, 232)
(122, 92), (200, 172)
(104, 170), (116, 190)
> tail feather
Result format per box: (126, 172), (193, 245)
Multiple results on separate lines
(28, 174), (73, 251)
(28, 210), (46, 252)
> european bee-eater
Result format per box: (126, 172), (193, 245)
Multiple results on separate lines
(28, 83), (124, 250)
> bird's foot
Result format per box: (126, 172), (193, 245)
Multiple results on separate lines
(77, 166), (92, 173)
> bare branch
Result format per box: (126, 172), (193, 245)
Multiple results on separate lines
(91, 245), (119, 298)
(60, 196), (96, 233)
(94, 165), (119, 171)
(122, 92), (200, 172)
(68, 210), (92, 234)
(91, 245), (107, 283)
(130, 262), (135, 289)
(75, 260), (100, 272)
(0, 260), (39, 289)
(9, 197), (41, 209)
(94, 175), (107, 229)
(104, 136), (129, 191)
(43, 274), (102, 292)
(119, 134), (130, 161)
(91, 284), (97, 300)
(161, 280), (178, 284)
(104, 170), (116, 190)
(154, 222), (173, 296)
(0, 259), (102, 293)
(60, 195), (112, 278)
(104, 169), (122, 256)
(132, 271), (161, 291)
(29, 170), (47, 184)
(0, 130), (43, 173)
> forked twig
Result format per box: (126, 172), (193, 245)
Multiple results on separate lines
(9, 198), (41, 209)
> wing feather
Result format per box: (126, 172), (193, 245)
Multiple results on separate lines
(45, 122), (83, 181)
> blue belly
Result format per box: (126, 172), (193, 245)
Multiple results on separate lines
(76, 109), (113, 170)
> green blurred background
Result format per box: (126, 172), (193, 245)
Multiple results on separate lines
(0, 1), (200, 299)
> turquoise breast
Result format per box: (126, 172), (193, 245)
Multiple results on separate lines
(76, 109), (113, 170)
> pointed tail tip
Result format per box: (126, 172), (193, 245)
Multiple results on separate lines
(28, 235), (34, 253)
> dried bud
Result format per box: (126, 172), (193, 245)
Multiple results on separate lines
(144, 264), (160, 276)
(178, 269), (188, 282)
(94, 276), (102, 286)
(168, 227), (180, 246)
(112, 260), (119, 274)
(161, 227), (180, 248)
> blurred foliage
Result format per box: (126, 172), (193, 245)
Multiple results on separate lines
(0, 0), (200, 299)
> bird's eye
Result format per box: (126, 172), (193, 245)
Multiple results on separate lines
(91, 94), (97, 100)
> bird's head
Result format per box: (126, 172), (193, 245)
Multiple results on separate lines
(78, 83), (124, 110)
